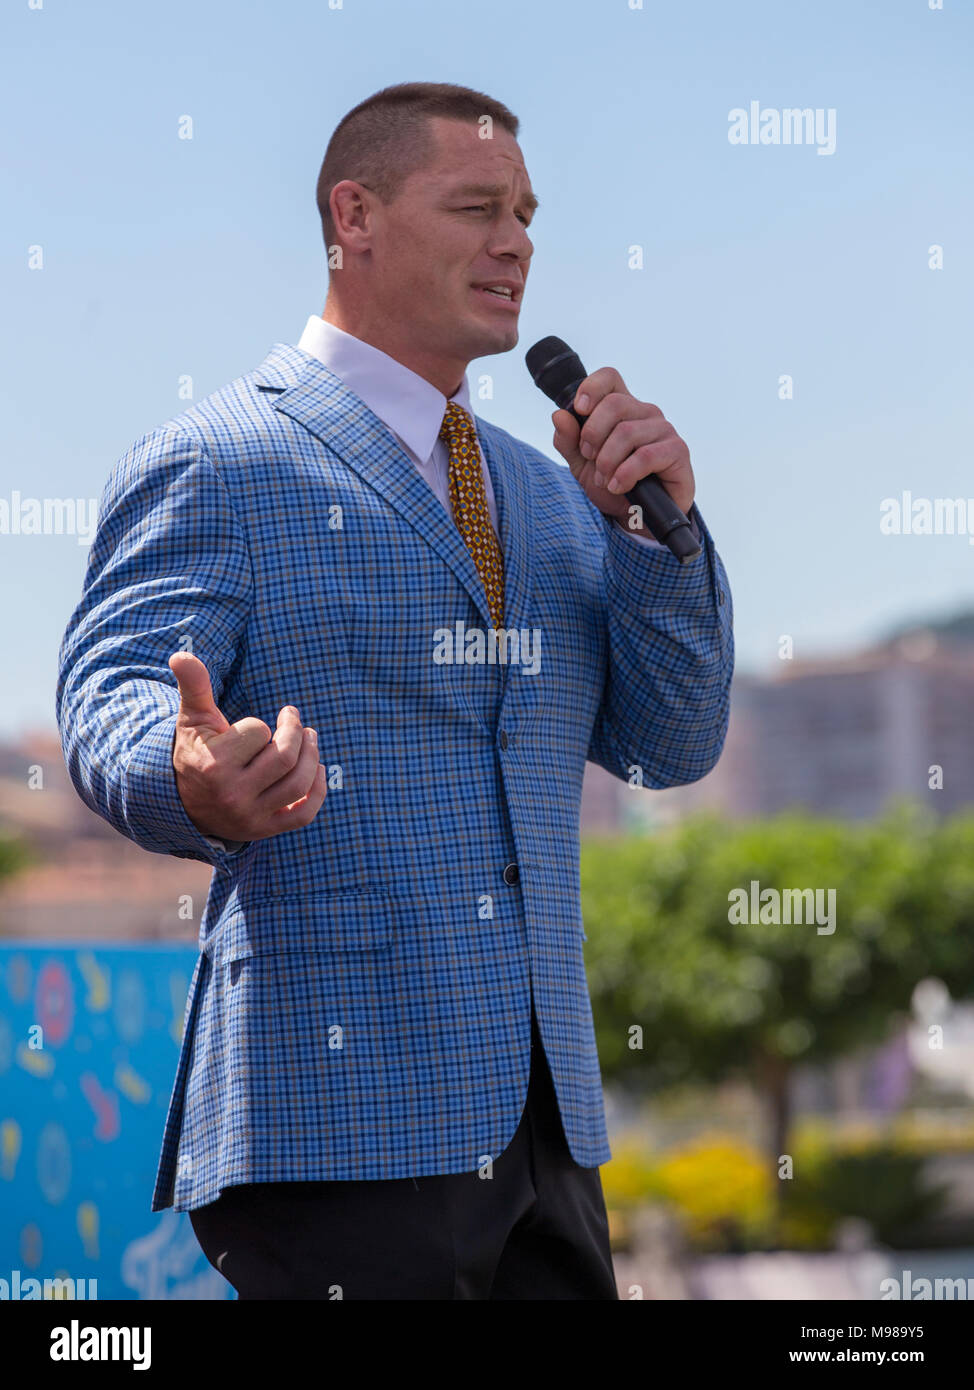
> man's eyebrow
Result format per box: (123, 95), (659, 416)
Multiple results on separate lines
(447, 182), (540, 212)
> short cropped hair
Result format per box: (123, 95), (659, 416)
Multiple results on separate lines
(315, 82), (520, 254)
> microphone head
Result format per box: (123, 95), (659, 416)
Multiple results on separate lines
(525, 336), (587, 411)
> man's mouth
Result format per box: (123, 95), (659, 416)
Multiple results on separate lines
(472, 282), (520, 309)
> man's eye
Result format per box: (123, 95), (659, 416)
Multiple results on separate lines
(462, 204), (530, 226)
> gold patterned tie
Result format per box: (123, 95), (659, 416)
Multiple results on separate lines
(439, 401), (505, 628)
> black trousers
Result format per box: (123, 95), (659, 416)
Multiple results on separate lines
(189, 1010), (618, 1300)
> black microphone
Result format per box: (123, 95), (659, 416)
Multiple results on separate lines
(525, 336), (701, 564)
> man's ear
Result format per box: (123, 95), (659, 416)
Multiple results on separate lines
(330, 181), (375, 253)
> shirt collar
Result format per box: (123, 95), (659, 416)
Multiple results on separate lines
(296, 314), (474, 465)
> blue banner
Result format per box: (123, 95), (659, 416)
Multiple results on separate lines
(0, 943), (232, 1300)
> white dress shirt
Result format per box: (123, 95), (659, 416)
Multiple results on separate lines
(296, 314), (500, 531)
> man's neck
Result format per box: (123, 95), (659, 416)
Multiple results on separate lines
(320, 304), (464, 399)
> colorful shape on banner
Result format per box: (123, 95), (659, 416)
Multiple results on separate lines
(77, 1200), (100, 1259)
(19, 1221), (42, 1269)
(114, 1063), (152, 1105)
(80, 1072), (120, 1142)
(114, 968), (146, 1044)
(37, 1121), (71, 1204)
(1, 1118), (22, 1180)
(35, 959), (74, 1048)
(77, 952), (111, 1013)
(121, 1209), (228, 1300)
(16, 1041), (54, 1077)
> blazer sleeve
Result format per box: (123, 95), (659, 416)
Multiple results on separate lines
(56, 424), (254, 866)
(586, 501), (734, 788)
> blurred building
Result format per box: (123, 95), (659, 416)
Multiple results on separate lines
(0, 731), (209, 942)
(582, 622), (974, 830)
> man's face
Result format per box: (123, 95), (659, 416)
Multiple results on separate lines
(363, 118), (536, 383)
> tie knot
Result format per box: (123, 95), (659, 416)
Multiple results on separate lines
(439, 400), (474, 443)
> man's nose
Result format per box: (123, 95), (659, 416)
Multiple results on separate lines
(490, 214), (533, 261)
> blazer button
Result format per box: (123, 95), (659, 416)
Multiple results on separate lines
(503, 862), (519, 886)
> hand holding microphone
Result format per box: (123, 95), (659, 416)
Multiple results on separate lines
(526, 337), (701, 563)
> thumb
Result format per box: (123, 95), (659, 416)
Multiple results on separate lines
(169, 651), (230, 736)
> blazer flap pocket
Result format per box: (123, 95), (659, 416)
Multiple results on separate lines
(204, 891), (395, 964)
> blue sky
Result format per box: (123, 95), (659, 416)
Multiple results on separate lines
(2, 0), (971, 735)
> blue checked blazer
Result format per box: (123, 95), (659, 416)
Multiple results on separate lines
(56, 343), (734, 1213)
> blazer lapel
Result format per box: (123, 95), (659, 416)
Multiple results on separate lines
(474, 414), (535, 642)
(253, 344), (496, 630)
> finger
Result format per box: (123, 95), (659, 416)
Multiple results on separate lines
(266, 761), (328, 832)
(241, 705), (308, 796)
(215, 714), (274, 768)
(170, 652), (230, 737)
(579, 394), (662, 469)
(255, 727), (321, 812)
(551, 407), (581, 454)
(610, 440), (694, 513)
(572, 367), (629, 417)
(591, 414), (672, 485)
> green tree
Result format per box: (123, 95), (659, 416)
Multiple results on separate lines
(0, 834), (33, 935)
(581, 806), (974, 1189)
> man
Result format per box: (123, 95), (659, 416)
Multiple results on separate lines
(56, 81), (734, 1300)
